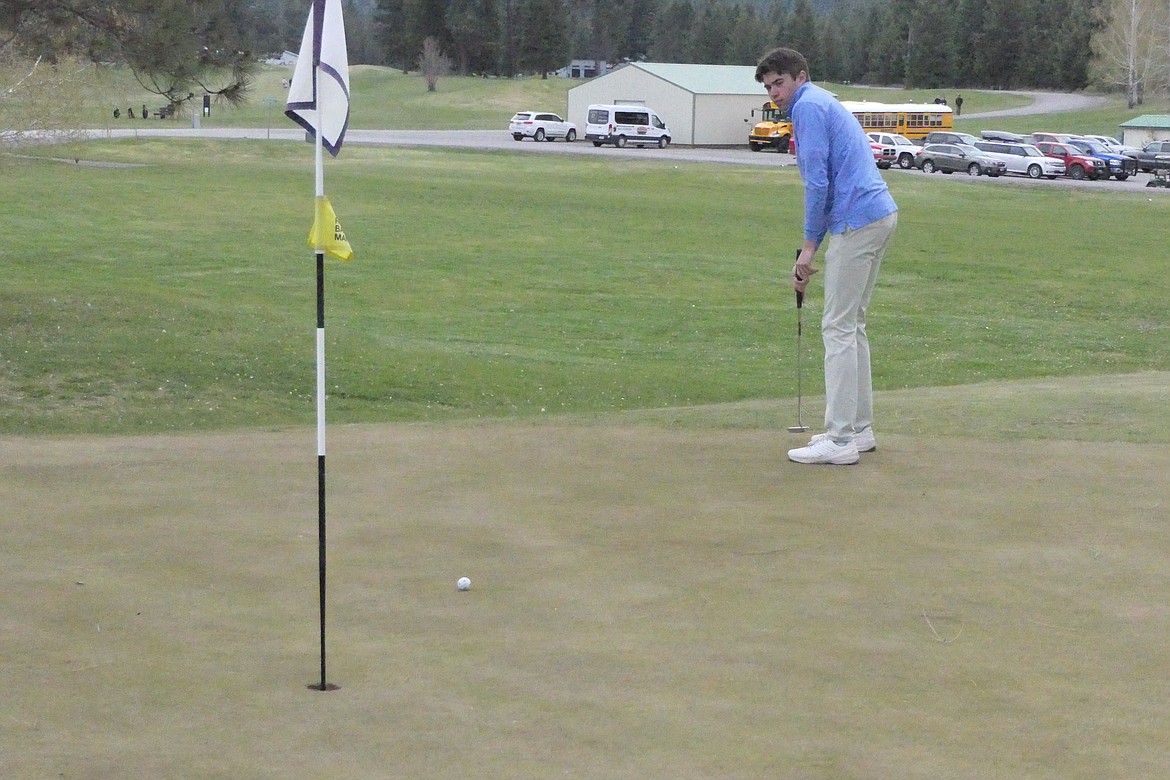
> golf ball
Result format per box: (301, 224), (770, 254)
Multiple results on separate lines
(457, 577), (471, 591)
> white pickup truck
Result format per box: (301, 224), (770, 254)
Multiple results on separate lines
(866, 132), (921, 169)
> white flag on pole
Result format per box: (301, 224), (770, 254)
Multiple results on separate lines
(285, 0), (351, 156)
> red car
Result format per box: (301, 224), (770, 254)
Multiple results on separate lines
(1034, 141), (1108, 180)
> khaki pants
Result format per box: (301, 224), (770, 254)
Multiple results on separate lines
(821, 212), (898, 442)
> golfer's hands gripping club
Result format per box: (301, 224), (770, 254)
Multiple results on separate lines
(793, 247), (818, 295)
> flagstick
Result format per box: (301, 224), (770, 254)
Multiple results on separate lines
(287, 0), (349, 692)
(311, 94), (338, 693)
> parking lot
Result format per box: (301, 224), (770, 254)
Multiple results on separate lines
(103, 125), (1168, 192)
(395, 129), (1168, 192)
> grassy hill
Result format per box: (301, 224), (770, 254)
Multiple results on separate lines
(4, 137), (1170, 435)
(73, 63), (1082, 130)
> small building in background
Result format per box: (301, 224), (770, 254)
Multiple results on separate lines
(1119, 115), (1170, 147)
(556, 60), (612, 79)
(264, 50), (299, 66)
(567, 62), (770, 147)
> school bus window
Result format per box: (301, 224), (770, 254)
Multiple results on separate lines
(839, 100), (953, 140)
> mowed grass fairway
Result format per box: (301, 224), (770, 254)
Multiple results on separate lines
(3, 139), (1170, 778)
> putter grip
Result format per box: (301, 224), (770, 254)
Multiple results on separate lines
(794, 249), (804, 308)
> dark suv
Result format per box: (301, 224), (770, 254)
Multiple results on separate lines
(1133, 140), (1170, 173)
(922, 131), (980, 146)
(913, 143), (1007, 176)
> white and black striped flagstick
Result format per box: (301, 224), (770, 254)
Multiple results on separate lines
(314, 255), (333, 692)
(311, 84), (338, 693)
(286, 0), (349, 692)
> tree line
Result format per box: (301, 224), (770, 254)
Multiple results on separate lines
(362, 0), (1165, 97)
(3, 0), (1166, 100)
(367, 0), (1117, 91)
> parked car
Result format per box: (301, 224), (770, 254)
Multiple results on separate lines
(972, 141), (1066, 179)
(1030, 132), (1081, 145)
(585, 104), (671, 148)
(508, 111), (577, 142)
(1131, 140), (1170, 173)
(922, 131), (981, 146)
(1033, 141), (1108, 180)
(1083, 133), (1124, 147)
(1146, 155), (1170, 188)
(1082, 134), (1141, 158)
(870, 140), (897, 169)
(1065, 138), (1137, 180)
(913, 143), (1007, 176)
(867, 131), (920, 169)
(980, 130), (1027, 142)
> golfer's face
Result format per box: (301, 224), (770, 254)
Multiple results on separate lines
(761, 71), (803, 111)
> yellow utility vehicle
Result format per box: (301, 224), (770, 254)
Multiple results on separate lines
(748, 101), (793, 153)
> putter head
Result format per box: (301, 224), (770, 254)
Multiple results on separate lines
(787, 425), (810, 433)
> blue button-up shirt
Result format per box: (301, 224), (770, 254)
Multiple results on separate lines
(791, 82), (897, 245)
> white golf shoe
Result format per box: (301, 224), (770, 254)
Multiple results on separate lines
(787, 437), (860, 465)
(808, 428), (877, 453)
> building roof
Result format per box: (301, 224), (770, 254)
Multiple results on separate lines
(620, 62), (767, 96)
(1119, 114), (1170, 129)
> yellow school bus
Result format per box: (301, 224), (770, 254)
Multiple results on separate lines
(839, 101), (954, 140)
(747, 101), (794, 152)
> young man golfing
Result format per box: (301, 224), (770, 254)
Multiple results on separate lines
(755, 47), (898, 465)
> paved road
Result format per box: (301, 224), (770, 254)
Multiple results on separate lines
(98, 124), (786, 167)
(961, 90), (1109, 120)
(93, 89), (1112, 161)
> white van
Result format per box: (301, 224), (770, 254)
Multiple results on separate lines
(585, 104), (671, 148)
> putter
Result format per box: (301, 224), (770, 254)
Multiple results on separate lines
(787, 249), (810, 434)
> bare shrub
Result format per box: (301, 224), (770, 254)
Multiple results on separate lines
(418, 36), (452, 93)
(0, 53), (91, 148)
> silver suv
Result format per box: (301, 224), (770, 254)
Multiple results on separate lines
(971, 141), (1066, 179)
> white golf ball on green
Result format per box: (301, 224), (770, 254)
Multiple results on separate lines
(457, 577), (471, 591)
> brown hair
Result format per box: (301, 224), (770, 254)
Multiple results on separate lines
(754, 48), (809, 82)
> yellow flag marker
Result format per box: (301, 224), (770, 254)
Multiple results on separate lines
(309, 195), (353, 261)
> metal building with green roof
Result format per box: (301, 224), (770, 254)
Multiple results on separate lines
(567, 62), (774, 147)
(1119, 115), (1170, 147)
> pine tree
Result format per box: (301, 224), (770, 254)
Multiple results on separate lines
(518, 0), (570, 76)
(648, 0), (696, 62)
(905, 0), (955, 88)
